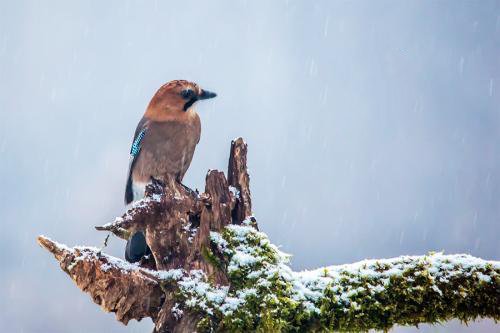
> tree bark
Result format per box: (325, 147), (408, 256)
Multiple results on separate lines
(37, 138), (500, 332)
(37, 236), (163, 324)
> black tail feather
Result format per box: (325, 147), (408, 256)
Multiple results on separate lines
(125, 231), (151, 263)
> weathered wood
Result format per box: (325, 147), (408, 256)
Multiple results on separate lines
(228, 137), (252, 224)
(95, 180), (166, 240)
(37, 236), (163, 324)
(88, 140), (251, 331)
(39, 139), (255, 331)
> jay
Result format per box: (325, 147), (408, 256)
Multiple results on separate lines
(124, 80), (216, 262)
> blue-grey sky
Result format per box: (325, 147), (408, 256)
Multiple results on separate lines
(0, 1), (499, 332)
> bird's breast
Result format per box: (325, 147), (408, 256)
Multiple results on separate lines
(132, 119), (200, 183)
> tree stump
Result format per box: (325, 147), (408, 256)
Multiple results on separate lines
(43, 137), (253, 332)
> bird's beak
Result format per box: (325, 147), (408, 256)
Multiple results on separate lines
(198, 89), (217, 100)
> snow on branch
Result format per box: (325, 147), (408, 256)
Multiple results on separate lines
(193, 224), (500, 331)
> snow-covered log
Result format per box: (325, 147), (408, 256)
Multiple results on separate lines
(205, 225), (500, 331)
(37, 138), (500, 332)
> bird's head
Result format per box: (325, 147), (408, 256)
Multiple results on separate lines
(145, 80), (216, 120)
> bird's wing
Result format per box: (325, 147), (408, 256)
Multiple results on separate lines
(125, 117), (149, 204)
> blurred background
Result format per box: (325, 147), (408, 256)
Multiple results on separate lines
(0, 1), (499, 332)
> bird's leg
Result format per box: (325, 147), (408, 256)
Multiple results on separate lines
(146, 177), (166, 197)
(150, 176), (165, 188)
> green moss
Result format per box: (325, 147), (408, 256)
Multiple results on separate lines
(170, 226), (500, 332)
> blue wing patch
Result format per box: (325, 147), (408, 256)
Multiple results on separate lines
(130, 129), (146, 156)
(125, 123), (147, 204)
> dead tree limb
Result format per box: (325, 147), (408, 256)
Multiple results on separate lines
(38, 138), (500, 332)
(37, 236), (164, 324)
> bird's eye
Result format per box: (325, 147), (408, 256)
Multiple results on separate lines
(181, 89), (194, 99)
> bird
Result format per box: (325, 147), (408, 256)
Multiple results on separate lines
(124, 80), (216, 263)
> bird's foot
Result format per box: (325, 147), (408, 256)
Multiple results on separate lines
(145, 177), (165, 197)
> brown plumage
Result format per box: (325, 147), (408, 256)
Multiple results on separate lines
(125, 80), (216, 205)
(124, 80), (216, 263)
